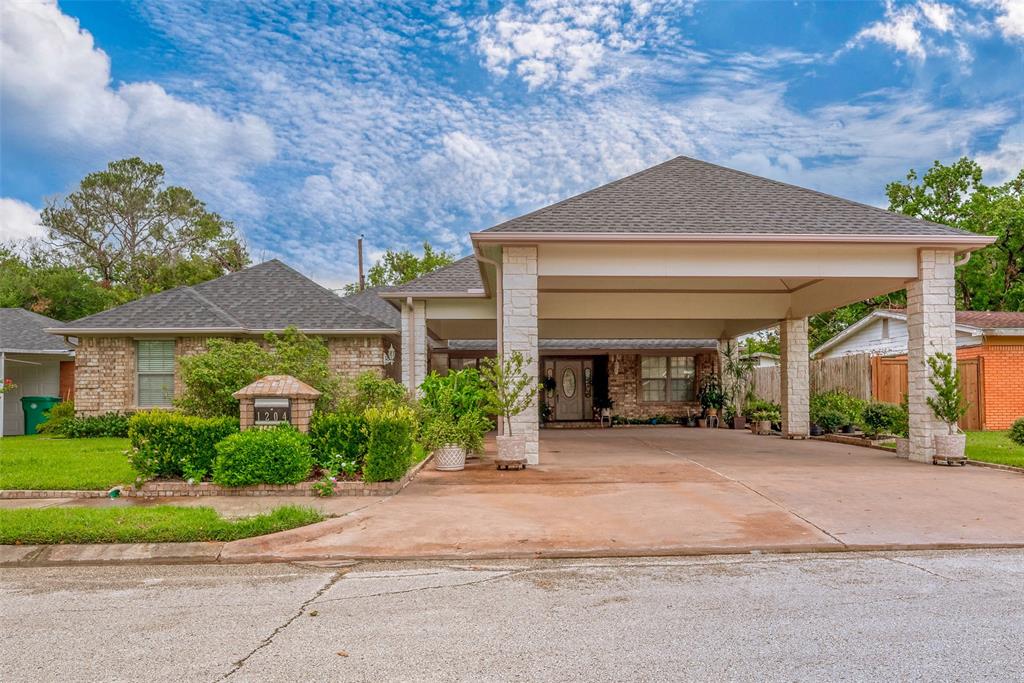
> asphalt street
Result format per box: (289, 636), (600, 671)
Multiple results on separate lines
(1, 550), (1022, 681)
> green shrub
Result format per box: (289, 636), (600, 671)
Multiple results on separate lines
(891, 399), (909, 438)
(814, 407), (847, 433)
(351, 371), (407, 409)
(362, 404), (416, 483)
(309, 409), (367, 472)
(743, 398), (780, 422)
(419, 369), (488, 418)
(36, 400), (76, 435)
(128, 411), (239, 480)
(860, 401), (904, 438)
(176, 327), (341, 417)
(810, 390), (866, 429)
(421, 409), (492, 453)
(60, 412), (132, 438)
(1009, 418), (1024, 447)
(212, 425), (313, 486)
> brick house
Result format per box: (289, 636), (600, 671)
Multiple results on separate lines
(813, 309), (1024, 430)
(50, 260), (401, 415)
(1, 308), (76, 435)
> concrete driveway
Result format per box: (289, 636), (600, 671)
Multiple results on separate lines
(223, 427), (1024, 562)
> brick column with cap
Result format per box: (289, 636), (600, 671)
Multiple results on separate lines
(233, 374), (321, 433)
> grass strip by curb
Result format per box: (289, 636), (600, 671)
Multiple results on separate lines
(0, 505), (323, 545)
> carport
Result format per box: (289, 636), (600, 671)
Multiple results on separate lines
(0, 308), (75, 436)
(384, 157), (994, 465)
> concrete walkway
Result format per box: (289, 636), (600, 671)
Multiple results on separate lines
(220, 428), (1024, 562)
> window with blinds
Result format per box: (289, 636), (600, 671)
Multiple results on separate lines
(640, 355), (696, 402)
(137, 340), (174, 407)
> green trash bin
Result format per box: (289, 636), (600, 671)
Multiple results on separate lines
(21, 396), (61, 436)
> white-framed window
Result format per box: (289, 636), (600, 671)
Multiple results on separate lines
(640, 355), (696, 402)
(137, 340), (175, 407)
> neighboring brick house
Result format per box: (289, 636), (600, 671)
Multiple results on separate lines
(813, 309), (1024, 430)
(1, 309), (76, 435)
(50, 260), (401, 416)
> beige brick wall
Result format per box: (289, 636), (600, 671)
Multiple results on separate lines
(75, 334), (389, 416)
(328, 336), (387, 379)
(74, 337), (135, 415)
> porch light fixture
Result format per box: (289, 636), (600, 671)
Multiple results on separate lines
(382, 344), (396, 366)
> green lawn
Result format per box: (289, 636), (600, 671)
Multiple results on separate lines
(966, 431), (1024, 468)
(0, 436), (136, 490)
(0, 505), (323, 544)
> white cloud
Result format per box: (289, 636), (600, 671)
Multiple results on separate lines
(0, 198), (44, 242)
(471, 0), (691, 91)
(975, 123), (1024, 184)
(920, 2), (956, 32)
(992, 0), (1024, 38)
(849, 1), (928, 60)
(0, 1), (276, 215)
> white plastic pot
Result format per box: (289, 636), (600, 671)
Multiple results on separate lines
(434, 444), (467, 471)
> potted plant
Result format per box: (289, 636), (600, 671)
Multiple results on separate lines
(697, 372), (725, 419)
(721, 341), (754, 430)
(926, 353), (968, 463)
(594, 396), (614, 426)
(481, 351), (535, 465)
(421, 403), (492, 472)
(539, 398), (552, 426)
(751, 408), (773, 435)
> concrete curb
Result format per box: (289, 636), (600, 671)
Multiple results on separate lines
(966, 459), (1024, 474)
(6, 539), (1024, 568)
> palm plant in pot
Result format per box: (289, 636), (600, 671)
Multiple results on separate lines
(721, 341), (754, 429)
(926, 352), (968, 463)
(481, 350), (535, 464)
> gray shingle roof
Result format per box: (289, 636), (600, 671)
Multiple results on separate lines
(0, 309), (74, 353)
(482, 156), (974, 236)
(447, 339), (717, 351)
(60, 260), (397, 333)
(342, 287), (400, 327)
(382, 256), (484, 295)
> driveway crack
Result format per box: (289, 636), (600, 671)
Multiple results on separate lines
(218, 569), (347, 680)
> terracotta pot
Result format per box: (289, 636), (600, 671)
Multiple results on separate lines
(495, 434), (526, 462)
(756, 420), (772, 435)
(933, 433), (967, 460)
(894, 437), (910, 459)
(732, 415), (747, 430)
(433, 444), (467, 471)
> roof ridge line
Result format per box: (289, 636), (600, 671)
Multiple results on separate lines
(264, 259), (394, 327)
(184, 287), (246, 328)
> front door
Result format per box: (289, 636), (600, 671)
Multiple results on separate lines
(554, 359), (583, 421)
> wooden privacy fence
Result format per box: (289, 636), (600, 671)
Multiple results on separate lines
(746, 353), (872, 405)
(746, 351), (982, 430)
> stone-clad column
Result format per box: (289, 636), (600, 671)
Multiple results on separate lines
(502, 246), (539, 464)
(780, 318), (809, 437)
(907, 249), (956, 463)
(400, 299), (427, 394)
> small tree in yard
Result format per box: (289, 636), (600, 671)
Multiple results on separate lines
(480, 351), (535, 435)
(926, 353), (967, 434)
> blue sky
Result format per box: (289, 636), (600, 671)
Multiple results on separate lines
(1, 0), (1022, 289)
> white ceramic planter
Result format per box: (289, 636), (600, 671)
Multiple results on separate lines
(496, 434), (526, 462)
(434, 444), (467, 471)
(894, 438), (910, 459)
(756, 420), (772, 435)
(933, 433), (967, 460)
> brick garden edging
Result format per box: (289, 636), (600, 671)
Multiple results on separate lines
(1, 453), (434, 500)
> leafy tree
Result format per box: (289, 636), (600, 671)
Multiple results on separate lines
(742, 329), (780, 356)
(0, 246), (123, 321)
(40, 157), (248, 295)
(344, 241), (454, 293)
(887, 158), (1024, 311)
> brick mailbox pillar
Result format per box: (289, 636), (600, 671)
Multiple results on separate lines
(233, 375), (321, 433)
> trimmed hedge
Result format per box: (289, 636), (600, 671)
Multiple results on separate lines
(212, 425), (313, 487)
(860, 401), (904, 437)
(128, 411), (239, 481)
(58, 411), (132, 438)
(309, 409), (367, 471)
(362, 404), (416, 483)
